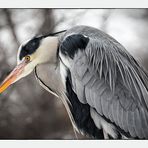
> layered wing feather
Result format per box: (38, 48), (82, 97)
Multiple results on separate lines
(59, 26), (148, 138)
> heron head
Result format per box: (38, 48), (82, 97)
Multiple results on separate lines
(0, 35), (59, 93)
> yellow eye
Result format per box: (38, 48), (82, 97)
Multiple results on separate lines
(25, 55), (31, 61)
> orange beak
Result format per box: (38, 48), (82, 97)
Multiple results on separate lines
(0, 60), (28, 93)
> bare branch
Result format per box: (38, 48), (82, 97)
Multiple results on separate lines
(2, 9), (19, 47)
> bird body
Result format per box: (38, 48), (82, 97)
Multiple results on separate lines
(1, 25), (148, 139)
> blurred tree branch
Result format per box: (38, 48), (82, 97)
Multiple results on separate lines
(100, 9), (114, 31)
(2, 9), (19, 47)
(38, 9), (55, 34)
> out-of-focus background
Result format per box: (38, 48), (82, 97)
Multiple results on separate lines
(0, 9), (148, 139)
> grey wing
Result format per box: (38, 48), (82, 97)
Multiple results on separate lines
(59, 32), (148, 138)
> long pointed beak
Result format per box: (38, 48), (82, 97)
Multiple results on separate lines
(0, 60), (28, 93)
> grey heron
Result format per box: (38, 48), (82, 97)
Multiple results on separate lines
(0, 25), (148, 139)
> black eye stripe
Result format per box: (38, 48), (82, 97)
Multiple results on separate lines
(26, 38), (39, 49)
(19, 37), (41, 60)
(18, 30), (66, 61)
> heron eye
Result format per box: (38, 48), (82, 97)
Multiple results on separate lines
(25, 55), (31, 61)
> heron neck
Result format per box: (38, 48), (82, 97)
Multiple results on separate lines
(34, 62), (65, 97)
